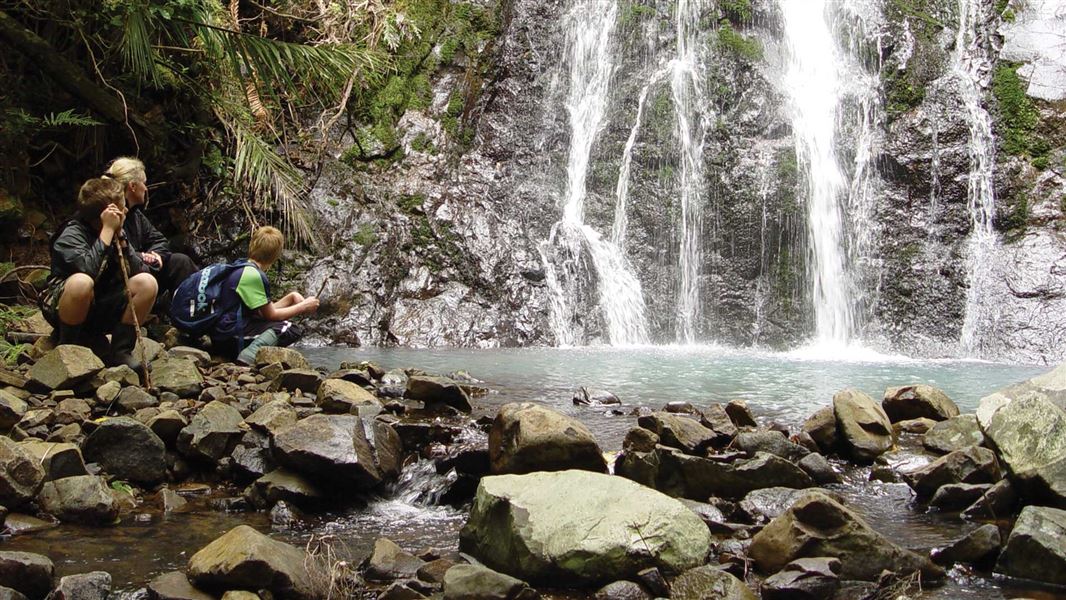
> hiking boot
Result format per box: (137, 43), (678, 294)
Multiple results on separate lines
(56, 322), (83, 345)
(110, 324), (143, 372)
(236, 329), (279, 366)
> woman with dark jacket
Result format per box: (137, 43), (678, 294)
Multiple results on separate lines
(103, 157), (198, 297)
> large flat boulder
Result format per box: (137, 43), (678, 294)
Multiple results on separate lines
(977, 363), (1066, 507)
(637, 413), (718, 455)
(81, 417), (166, 484)
(459, 470), (711, 585)
(151, 357), (204, 398)
(0, 438), (44, 508)
(882, 385), (959, 422)
(27, 345), (103, 391)
(316, 378), (382, 415)
(489, 403), (607, 474)
(748, 491), (942, 582)
(615, 448), (813, 500)
(442, 564), (536, 600)
(187, 525), (314, 599)
(833, 389), (893, 462)
(405, 376), (472, 412)
(995, 505), (1066, 586)
(670, 565), (756, 600)
(271, 414), (383, 489)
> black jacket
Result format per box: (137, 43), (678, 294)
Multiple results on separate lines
(47, 219), (147, 289)
(123, 206), (171, 260)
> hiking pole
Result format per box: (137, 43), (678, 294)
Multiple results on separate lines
(114, 234), (152, 390)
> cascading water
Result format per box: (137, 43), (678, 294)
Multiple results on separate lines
(780, 0), (861, 347)
(670, 0), (708, 344)
(954, 0), (999, 357)
(539, 0), (650, 346)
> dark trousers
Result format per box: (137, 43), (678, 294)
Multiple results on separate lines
(210, 320), (303, 360)
(158, 253), (198, 295)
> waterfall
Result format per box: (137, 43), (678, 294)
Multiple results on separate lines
(670, 0), (708, 344)
(955, 0), (998, 357)
(780, 0), (857, 346)
(539, 0), (650, 346)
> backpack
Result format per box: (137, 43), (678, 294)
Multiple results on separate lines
(169, 260), (253, 336)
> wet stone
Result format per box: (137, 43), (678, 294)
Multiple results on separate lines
(147, 571), (214, 600)
(52, 571), (111, 600)
(922, 415), (985, 455)
(931, 524), (1001, 566)
(962, 479), (1018, 520)
(364, 538), (425, 582)
(929, 483), (993, 511)
(0, 551), (54, 600)
(592, 580), (651, 600)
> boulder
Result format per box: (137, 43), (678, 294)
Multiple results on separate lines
(17, 441), (86, 481)
(459, 470), (711, 585)
(169, 346), (211, 366)
(54, 398), (92, 425)
(616, 448), (812, 500)
(833, 389), (893, 462)
(0, 391), (27, 430)
(37, 475), (118, 524)
(317, 378), (382, 415)
(329, 369), (373, 387)
(760, 557), (841, 600)
(405, 376), (472, 412)
(893, 417), (937, 434)
(176, 400), (244, 463)
(734, 430), (809, 462)
(698, 404), (738, 445)
(882, 385), (959, 422)
(147, 571), (214, 600)
(187, 525), (314, 599)
(364, 538), (425, 582)
(979, 380), (1066, 507)
(902, 446), (1001, 499)
(442, 564), (537, 600)
(622, 428), (659, 453)
(489, 403), (607, 474)
(593, 580), (649, 600)
(245, 399), (297, 435)
(796, 453), (842, 484)
(255, 347), (310, 370)
(27, 345), (103, 391)
(272, 414), (383, 488)
(151, 357), (204, 398)
(251, 469), (325, 508)
(929, 483), (992, 511)
(52, 571), (111, 600)
(962, 479), (1018, 520)
(995, 505), (1066, 586)
(748, 491), (941, 582)
(93, 365), (139, 387)
(637, 413), (717, 455)
(146, 410), (188, 445)
(922, 415), (985, 454)
(0, 438), (44, 508)
(931, 524), (1000, 566)
(740, 487), (826, 523)
(274, 369), (323, 394)
(725, 400), (758, 428)
(0, 551), (54, 600)
(572, 387), (620, 406)
(801, 407), (838, 454)
(670, 565), (756, 600)
(115, 386), (157, 413)
(81, 417), (166, 484)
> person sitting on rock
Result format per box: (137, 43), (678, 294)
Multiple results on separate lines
(103, 157), (198, 306)
(39, 177), (158, 370)
(209, 225), (318, 365)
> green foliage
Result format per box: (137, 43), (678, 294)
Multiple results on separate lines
(353, 223), (378, 246)
(399, 194), (426, 213)
(1000, 190), (1029, 237)
(716, 21), (762, 62)
(885, 68), (926, 118)
(620, 2), (657, 28)
(992, 63), (1050, 166)
(0, 304), (33, 366)
(720, 0), (753, 23)
(110, 480), (135, 496)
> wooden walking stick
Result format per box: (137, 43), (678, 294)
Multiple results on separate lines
(114, 235), (152, 389)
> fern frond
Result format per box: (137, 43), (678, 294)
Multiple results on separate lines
(41, 109), (103, 128)
(120, 1), (158, 84)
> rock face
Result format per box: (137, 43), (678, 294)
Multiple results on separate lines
(459, 470), (711, 585)
(488, 403), (607, 474)
(882, 385), (959, 422)
(833, 389), (893, 462)
(978, 363), (1066, 507)
(995, 505), (1066, 586)
(27, 345), (103, 391)
(37, 475), (118, 524)
(748, 491), (941, 582)
(0, 437), (44, 508)
(82, 417), (166, 484)
(271, 414), (385, 489)
(188, 525), (314, 599)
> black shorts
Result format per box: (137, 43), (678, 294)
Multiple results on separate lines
(40, 277), (129, 334)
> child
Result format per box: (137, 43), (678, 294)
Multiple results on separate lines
(209, 226), (319, 364)
(40, 177), (158, 370)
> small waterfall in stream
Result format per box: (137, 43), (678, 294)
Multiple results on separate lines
(539, 0), (650, 346)
(955, 0), (999, 357)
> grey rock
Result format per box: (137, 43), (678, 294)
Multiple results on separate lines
(929, 483), (993, 511)
(0, 392), (28, 430)
(52, 571), (111, 600)
(882, 385), (959, 422)
(442, 564), (537, 600)
(251, 469), (326, 508)
(169, 346), (211, 366)
(176, 400), (244, 462)
(894, 417), (937, 434)
(0, 551), (54, 600)
(27, 346), (103, 391)
(405, 376), (472, 412)
(245, 399), (297, 434)
(995, 505), (1066, 586)
(489, 402), (607, 474)
(364, 538), (425, 582)
(833, 389), (893, 463)
(150, 357), (204, 398)
(617, 448), (813, 500)
(317, 378), (382, 415)
(670, 565), (757, 600)
(572, 387), (620, 406)
(760, 557), (841, 600)
(637, 412), (717, 455)
(962, 479), (1019, 520)
(725, 400), (758, 428)
(902, 446), (1001, 499)
(0, 438), (44, 508)
(17, 441), (86, 481)
(254, 347), (310, 370)
(115, 386), (157, 413)
(802, 407), (838, 454)
(735, 430), (810, 461)
(81, 417), (166, 484)
(592, 580), (650, 600)
(272, 414), (383, 488)
(54, 398), (91, 424)
(932, 524), (1001, 566)
(187, 525), (314, 599)
(37, 475), (118, 524)
(797, 452), (842, 484)
(146, 410), (188, 445)
(922, 415), (984, 454)
(274, 369), (324, 394)
(147, 571), (214, 600)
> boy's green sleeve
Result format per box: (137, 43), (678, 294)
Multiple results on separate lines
(236, 267), (269, 310)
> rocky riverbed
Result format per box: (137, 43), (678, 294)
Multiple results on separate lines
(0, 329), (1063, 599)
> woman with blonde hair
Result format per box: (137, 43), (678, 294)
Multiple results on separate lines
(104, 157), (198, 301)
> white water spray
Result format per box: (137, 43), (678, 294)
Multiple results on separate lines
(780, 0), (855, 346)
(955, 0), (999, 357)
(540, 0), (649, 346)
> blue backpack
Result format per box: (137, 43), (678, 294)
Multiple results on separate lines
(169, 260), (252, 336)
